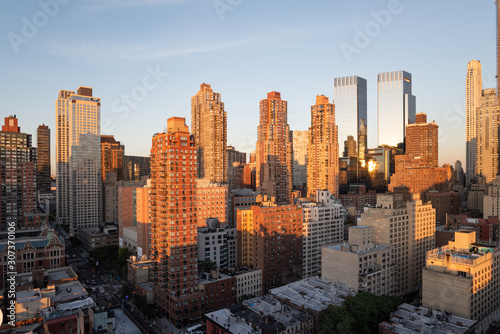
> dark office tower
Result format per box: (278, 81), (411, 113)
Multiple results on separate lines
(1, 116), (38, 228)
(123, 155), (150, 181)
(101, 135), (124, 181)
(37, 124), (51, 193)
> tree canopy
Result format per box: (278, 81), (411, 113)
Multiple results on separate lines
(319, 292), (401, 334)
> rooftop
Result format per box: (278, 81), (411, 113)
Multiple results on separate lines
(205, 308), (256, 334)
(325, 241), (392, 255)
(380, 303), (476, 334)
(269, 276), (356, 312)
(113, 308), (141, 334)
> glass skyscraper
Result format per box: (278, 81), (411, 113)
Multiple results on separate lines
(377, 71), (416, 147)
(333, 76), (367, 160)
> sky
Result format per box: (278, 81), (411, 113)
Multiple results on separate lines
(0, 0), (496, 172)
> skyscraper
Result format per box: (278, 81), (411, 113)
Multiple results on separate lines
(191, 83), (227, 183)
(292, 130), (308, 190)
(101, 135), (124, 181)
(334, 76), (367, 160)
(476, 88), (500, 183)
(123, 155), (150, 181)
(0, 116), (37, 229)
(466, 60), (483, 185)
(307, 95), (339, 197)
(37, 124), (51, 193)
(256, 91), (293, 204)
(405, 113), (438, 166)
(377, 71), (416, 147)
(150, 117), (200, 327)
(56, 87), (101, 235)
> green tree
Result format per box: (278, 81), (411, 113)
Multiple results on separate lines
(319, 292), (401, 334)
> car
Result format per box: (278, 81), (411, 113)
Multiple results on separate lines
(91, 280), (96, 285)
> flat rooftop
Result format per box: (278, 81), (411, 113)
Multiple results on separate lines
(113, 308), (141, 334)
(381, 303), (476, 334)
(205, 308), (255, 334)
(269, 276), (356, 312)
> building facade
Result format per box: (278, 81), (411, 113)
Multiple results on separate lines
(191, 83), (227, 183)
(150, 117), (201, 327)
(377, 71), (416, 147)
(292, 130), (308, 190)
(196, 178), (229, 227)
(476, 88), (500, 183)
(466, 60), (482, 186)
(307, 95), (339, 197)
(405, 113), (438, 166)
(422, 230), (500, 320)
(123, 155), (150, 181)
(256, 91), (293, 205)
(100, 135), (124, 181)
(0, 226), (65, 289)
(301, 190), (344, 278)
(237, 205), (303, 293)
(56, 87), (101, 235)
(0, 116), (38, 229)
(334, 75), (367, 161)
(359, 194), (435, 295)
(322, 226), (394, 295)
(37, 124), (51, 193)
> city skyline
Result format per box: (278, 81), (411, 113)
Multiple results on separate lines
(1, 1), (497, 169)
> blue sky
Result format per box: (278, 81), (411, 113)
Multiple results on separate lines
(0, 0), (496, 171)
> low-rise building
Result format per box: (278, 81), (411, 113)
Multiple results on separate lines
(199, 269), (237, 314)
(0, 225), (65, 289)
(205, 294), (314, 334)
(78, 224), (118, 251)
(127, 256), (154, 286)
(269, 276), (356, 333)
(226, 267), (262, 302)
(322, 226), (395, 295)
(379, 303), (476, 334)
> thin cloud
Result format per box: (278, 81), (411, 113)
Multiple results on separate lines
(38, 36), (268, 61)
(89, 0), (205, 9)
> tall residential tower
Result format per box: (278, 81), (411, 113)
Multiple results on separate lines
(37, 124), (51, 193)
(466, 60), (483, 185)
(56, 87), (101, 235)
(191, 83), (227, 183)
(150, 117), (200, 327)
(0, 116), (37, 229)
(256, 92), (293, 204)
(307, 95), (339, 197)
